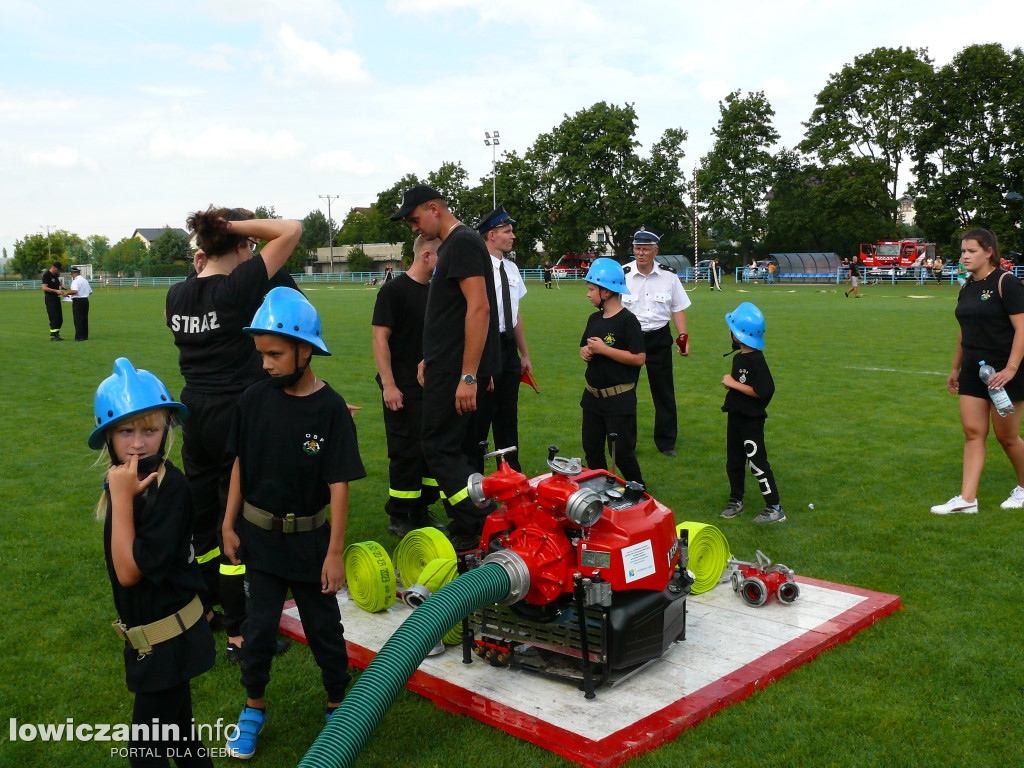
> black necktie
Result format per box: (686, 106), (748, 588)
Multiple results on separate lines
(499, 261), (514, 335)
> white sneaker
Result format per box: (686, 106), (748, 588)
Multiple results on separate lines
(930, 495), (978, 515)
(999, 485), (1024, 509)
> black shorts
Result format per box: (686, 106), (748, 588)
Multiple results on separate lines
(958, 355), (1024, 402)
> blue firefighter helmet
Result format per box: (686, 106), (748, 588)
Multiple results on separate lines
(725, 302), (766, 350)
(89, 358), (187, 449)
(584, 258), (630, 295)
(244, 287), (331, 356)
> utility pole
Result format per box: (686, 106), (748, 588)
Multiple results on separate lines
(318, 195), (339, 273)
(691, 167), (698, 279)
(484, 131), (500, 208)
(40, 224), (56, 261)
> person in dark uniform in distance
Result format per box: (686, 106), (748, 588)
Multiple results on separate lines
(66, 266), (93, 340)
(621, 227), (691, 457)
(472, 206), (532, 472)
(543, 261), (553, 289)
(391, 185), (499, 551)
(372, 234), (443, 537)
(165, 207), (302, 662)
(42, 261), (66, 341)
(579, 258), (646, 486)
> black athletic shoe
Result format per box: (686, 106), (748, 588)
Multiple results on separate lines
(387, 516), (418, 538)
(226, 638), (290, 664)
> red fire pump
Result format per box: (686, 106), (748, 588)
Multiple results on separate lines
(727, 550), (800, 607)
(460, 446), (693, 698)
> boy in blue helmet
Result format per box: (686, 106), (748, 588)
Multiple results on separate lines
(89, 358), (216, 766)
(221, 287), (365, 758)
(720, 302), (784, 523)
(580, 258), (647, 485)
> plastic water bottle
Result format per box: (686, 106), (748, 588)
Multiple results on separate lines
(979, 361), (1015, 416)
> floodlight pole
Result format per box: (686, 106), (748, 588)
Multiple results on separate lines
(691, 167), (698, 278)
(40, 224), (55, 261)
(484, 131), (501, 209)
(319, 194), (339, 273)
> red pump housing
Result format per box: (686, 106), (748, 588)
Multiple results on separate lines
(473, 461), (679, 606)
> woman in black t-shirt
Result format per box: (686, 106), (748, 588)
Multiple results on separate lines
(932, 228), (1024, 515)
(165, 207), (302, 655)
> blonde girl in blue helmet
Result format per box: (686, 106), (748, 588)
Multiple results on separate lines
(89, 358), (216, 766)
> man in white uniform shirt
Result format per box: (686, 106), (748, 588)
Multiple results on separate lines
(473, 206), (532, 472)
(621, 227), (690, 457)
(65, 266), (93, 341)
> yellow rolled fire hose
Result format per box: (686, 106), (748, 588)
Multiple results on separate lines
(393, 528), (456, 588)
(343, 541), (396, 612)
(415, 557), (462, 645)
(676, 522), (731, 594)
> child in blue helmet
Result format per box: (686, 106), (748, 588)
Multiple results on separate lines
(89, 358), (216, 766)
(580, 258), (647, 485)
(221, 287), (365, 758)
(720, 303), (784, 523)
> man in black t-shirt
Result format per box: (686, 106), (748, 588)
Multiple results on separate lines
(41, 262), (65, 340)
(391, 185), (499, 550)
(845, 256), (862, 298)
(372, 234), (443, 537)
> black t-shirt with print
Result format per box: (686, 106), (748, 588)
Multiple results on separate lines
(103, 460), (215, 693)
(371, 273), (429, 391)
(227, 379), (366, 581)
(722, 349), (775, 419)
(422, 225), (500, 377)
(165, 256), (298, 394)
(579, 307), (645, 414)
(955, 269), (1024, 363)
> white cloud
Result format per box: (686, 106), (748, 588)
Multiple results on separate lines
(387, 0), (611, 35)
(147, 125), (304, 162)
(698, 80), (733, 102)
(25, 147), (82, 168)
(275, 25), (369, 83)
(310, 150), (377, 176)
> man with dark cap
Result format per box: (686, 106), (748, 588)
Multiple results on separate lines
(472, 206), (532, 472)
(621, 227), (691, 457)
(371, 234), (443, 537)
(41, 262), (66, 341)
(65, 266), (93, 340)
(391, 185), (499, 550)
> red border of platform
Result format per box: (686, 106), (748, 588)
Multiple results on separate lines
(279, 576), (900, 768)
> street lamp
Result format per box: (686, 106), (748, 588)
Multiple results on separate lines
(484, 130), (500, 209)
(319, 194), (339, 273)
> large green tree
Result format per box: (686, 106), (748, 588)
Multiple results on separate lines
(297, 209), (337, 271)
(699, 91), (780, 261)
(106, 237), (149, 276)
(801, 46), (933, 202)
(150, 226), (193, 266)
(530, 101), (689, 261)
(764, 151), (898, 257)
(87, 235), (110, 269)
(12, 229), (85, 278)
(910, 43), (1024, 253)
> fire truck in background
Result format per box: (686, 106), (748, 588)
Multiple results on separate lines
(553, 252), (595, 278)
(859, 239), (936, 271)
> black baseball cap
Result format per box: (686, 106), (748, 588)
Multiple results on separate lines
(390, 185), (445, 221)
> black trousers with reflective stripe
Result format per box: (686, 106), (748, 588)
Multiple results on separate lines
(381, 387), (438, 518)
(726, 413), (779, 506)
(422, 364), (489, 537)
(642, 325), (677, 452)
(45, 294), (63, 333)
(179, 388), (246, 636)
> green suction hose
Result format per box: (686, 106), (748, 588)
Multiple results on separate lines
(298, 561), (513, 768)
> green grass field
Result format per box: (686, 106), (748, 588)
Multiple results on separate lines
(2, 279), (1022, 768)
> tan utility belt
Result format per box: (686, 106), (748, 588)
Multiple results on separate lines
(243, 502), (327, 533)
(112, 594), (203, 656)
(585, 382), (636, 399)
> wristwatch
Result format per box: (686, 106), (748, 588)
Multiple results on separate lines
(461, 373), (477, 385)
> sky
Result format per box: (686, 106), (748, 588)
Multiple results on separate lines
(2, 0), (1023, 262)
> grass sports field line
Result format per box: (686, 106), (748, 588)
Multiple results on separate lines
(1, 280), (1022, 768)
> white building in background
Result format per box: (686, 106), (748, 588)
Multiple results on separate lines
(898, 195), (916, 226)
(312, 243), (404, 273)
